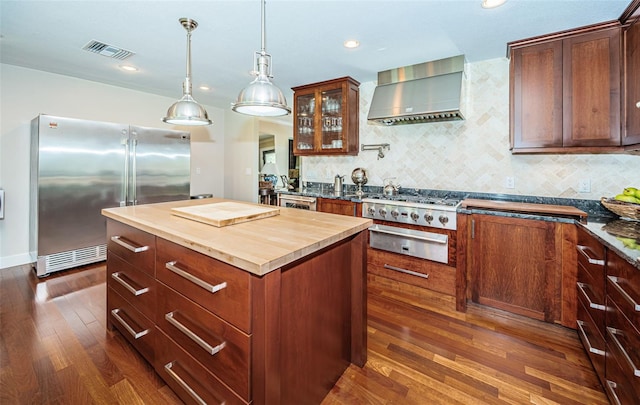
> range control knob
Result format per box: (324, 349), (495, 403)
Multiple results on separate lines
(378, 208), (387, 217)
(367, 206), (376, 216)
(391, 209), (400, 219)
(410, 211), (420, 221)
(425, 213), (434, 223)
(439, 215), (449, 225)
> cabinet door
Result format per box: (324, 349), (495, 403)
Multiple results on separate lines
(624, 19), (640, 145)
(470, 215), (561, 322)
(510, 41), (563, 150)
(317, 198), (357, 216)
(293, 90), (316, 153)
(563, 27), (621, 147)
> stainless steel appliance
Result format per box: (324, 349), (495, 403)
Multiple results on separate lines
(362, 195), (460, 276)
(278, 194), (317, 211)
(29, 114), (191, 277)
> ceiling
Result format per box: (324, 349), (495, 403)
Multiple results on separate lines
(0, 0), (631, 112)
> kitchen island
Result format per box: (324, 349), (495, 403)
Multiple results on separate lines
(102, 198), (372, 405)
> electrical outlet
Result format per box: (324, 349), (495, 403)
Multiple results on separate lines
(505, 176), (515, 189)
(578, 179), (591, 193)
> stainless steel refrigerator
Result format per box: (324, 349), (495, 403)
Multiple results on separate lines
(29, 114), (191, 277)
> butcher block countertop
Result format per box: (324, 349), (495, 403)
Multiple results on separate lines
(102, 198), (372, 276)
(461, 198), (588, 220)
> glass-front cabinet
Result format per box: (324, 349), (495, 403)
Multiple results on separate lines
(292, 76), (360, 156)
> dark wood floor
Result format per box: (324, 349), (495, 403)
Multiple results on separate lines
(0, 264), (608, 404)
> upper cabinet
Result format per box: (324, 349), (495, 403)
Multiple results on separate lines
(509, 23), (623, 153)
(292, 77), (360, 156)
(623, 4), (640, 145)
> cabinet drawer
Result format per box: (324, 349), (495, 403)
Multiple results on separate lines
(367, 247), (456, 296)
(606, 252), (640, 332)
(576, 227), (605, 302)
(156, 238), (251, 333)
(107, 254), (156, 321)
(606, 298), (640, 401)
(155, 329), (247, 405)
(605, 345), (639, 405)
(107, 220), (155, 276)
(576, 280), (606, 337)
(576, 299), (605, 381)
(107, 288), (155, 362)
(156, 282), (250, 400)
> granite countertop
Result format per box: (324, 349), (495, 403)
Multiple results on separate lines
(281, 183), (639, 267)
(102, 198), (372, 276)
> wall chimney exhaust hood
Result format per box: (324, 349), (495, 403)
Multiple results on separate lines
(367, 55), (466, 126)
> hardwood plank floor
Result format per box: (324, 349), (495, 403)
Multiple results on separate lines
(0, 264), (607, 404)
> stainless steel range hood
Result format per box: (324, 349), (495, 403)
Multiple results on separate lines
(367, 55), (466, 126)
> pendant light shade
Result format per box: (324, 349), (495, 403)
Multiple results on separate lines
(163, 18), (212, 126)
(232, 0), (291, 117)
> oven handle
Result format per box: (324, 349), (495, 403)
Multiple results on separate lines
(369, 226), (447, 244)
(281, 196), (317, 204)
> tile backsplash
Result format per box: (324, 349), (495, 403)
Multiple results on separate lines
(301, 58), (639, 200)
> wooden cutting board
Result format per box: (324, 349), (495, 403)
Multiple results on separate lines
(171, 202), (280, 227)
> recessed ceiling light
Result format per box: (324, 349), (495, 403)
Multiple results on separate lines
(481, 0), (507, 8)
(343, 40), (360, 49)
(199, 85), (210, 91)
(119, 65), (138, 72)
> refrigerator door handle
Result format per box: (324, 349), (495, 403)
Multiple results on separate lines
(121, 138), (129, 207)
(131, 138), (137, 205)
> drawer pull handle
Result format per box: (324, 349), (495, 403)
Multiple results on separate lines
(607, 276), (640, 312)
(607, 326), (640, 377)
(110, 236), (149, 253)
(165, 261), (227, 294)
(164, 362), (207, 405)
(110, 308), (148, 339)
(383, 264), (429, 279)
(605, 380), (622, 405)
(111, 272), (149, 296)
(576, 320), (605, 356)
(165, 311), (226, 356)
(576, 282), (605, 311)
(576, 245), (604, 265)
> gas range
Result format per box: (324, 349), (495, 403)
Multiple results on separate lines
(361, 195), (461, 230)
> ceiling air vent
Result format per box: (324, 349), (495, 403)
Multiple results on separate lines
(82, 40), (135, 60)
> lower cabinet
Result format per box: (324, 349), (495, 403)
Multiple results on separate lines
(317, 198), (360, 216)
(575, 225), (640, 405)
(467, 214), (564, 323)
(575, 226), (606, 387)
(106, 218), (367, 405)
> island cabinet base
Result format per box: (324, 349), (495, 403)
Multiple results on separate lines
(105, 219), (367, 405)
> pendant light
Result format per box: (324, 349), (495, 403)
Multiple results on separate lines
(163, 18), (212, 126)
(232, 0), (291, 117)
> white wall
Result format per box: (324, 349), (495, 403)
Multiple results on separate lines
(0, 64), (225, 268)
(303, 58), (640, 199)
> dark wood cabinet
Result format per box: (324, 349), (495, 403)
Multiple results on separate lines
(509, 23), (623, 153)
(510, 40), (563, 149)
(292, 77), (359, 156)
(106, 218), (368, 405)
(317, 198), (360, 216)
(574, 223), (640, 405)
(468, 214), (562, 322)
(575, 226), (607, 388)
(623, 16), (640, 146)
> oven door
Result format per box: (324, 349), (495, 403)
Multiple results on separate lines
(368, 224), (448, 264)
(278, 195), (317, 211)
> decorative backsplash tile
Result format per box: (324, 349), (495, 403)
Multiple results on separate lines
(301, 58), (640, 200)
